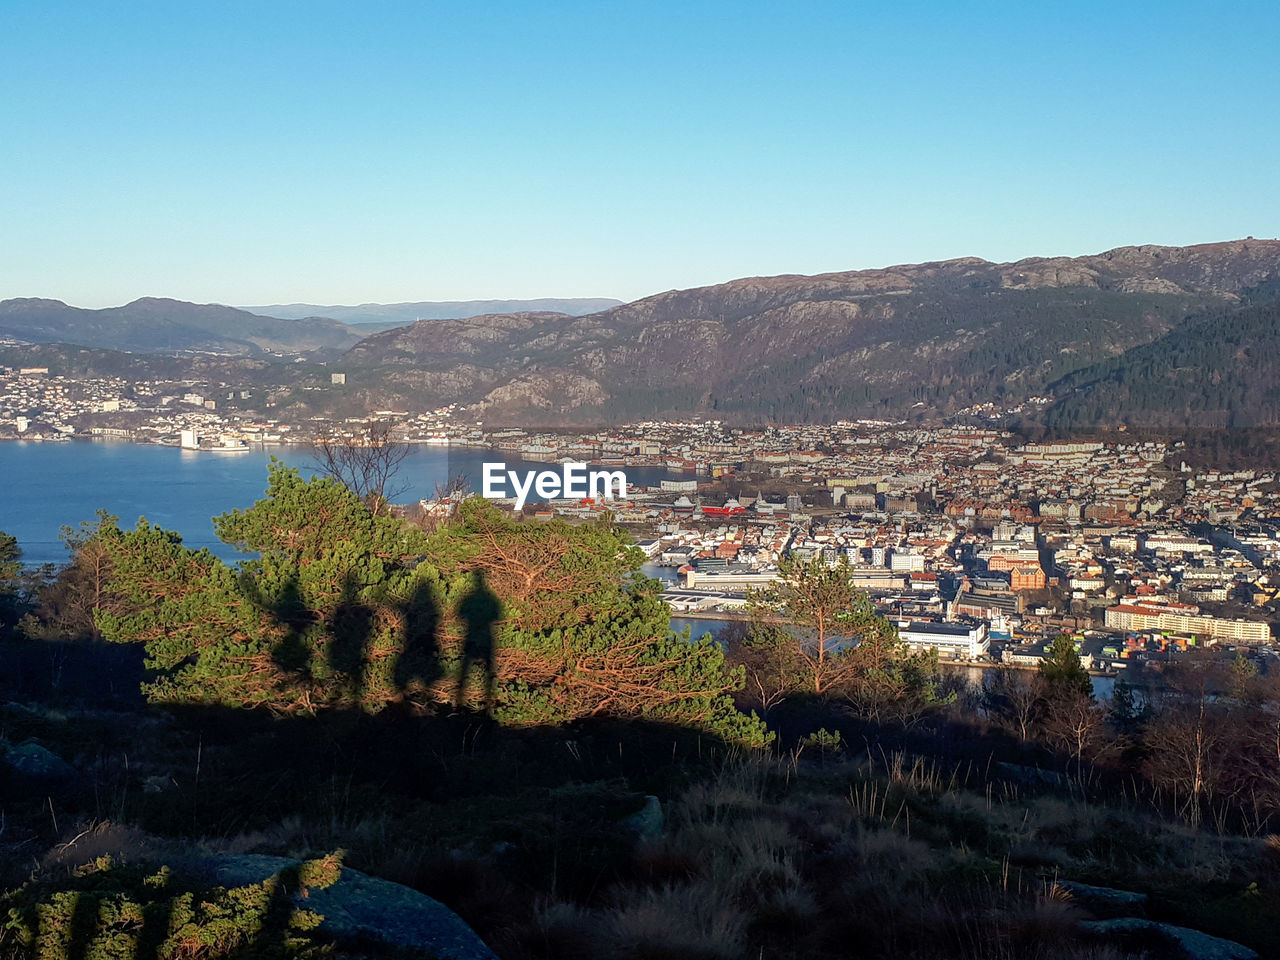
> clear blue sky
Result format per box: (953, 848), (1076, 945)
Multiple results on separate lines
(2, 1), (1277, 308)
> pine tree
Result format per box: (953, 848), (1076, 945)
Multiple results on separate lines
(1108, 676), (1142, 732)
(92, 464), (767, 744)
(744, 554), (943, 718)
(0, 531), (22, 635)
(1038, 633), (1093, 702)
(747, 554), (891, 696)
(426, 499), (768, 744)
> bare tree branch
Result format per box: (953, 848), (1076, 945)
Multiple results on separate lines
(312, 420), (411, 515)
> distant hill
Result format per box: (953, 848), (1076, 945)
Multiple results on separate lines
(242, 298), (624, 326)
(0, 339), (273, 382)
(0, 298), (362, 359)
(334, 240), (1280, 424)
(1045, 292), (1280, 430)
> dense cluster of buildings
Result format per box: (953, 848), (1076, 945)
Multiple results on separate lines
(0, 366), (461, 450)
(492, 422), (1280, 667)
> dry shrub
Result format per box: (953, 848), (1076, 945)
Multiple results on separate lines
(883, 751), (957, 794)
(515, 900), (599, 960)
(718, 815), (794, 878)
(840, 825), (939, 880)
(361, 842), (431, 888)
(1009, 840), (1073, 870)
(209, 813), (307, 856)
(503, 884), (750, 960)
(784, 796), (851, 844)
(601, 881), (748, 960)
(751, 877), (819, 938)
(1029, 797), (1108, 847)
(360, 847), (531, 942)
(1007, 895), (1085, 954)
(39, 820), (172, 874)
(670, 774), (767, 829)
(1050, 948), (1152, 960)
(631, 839), (703, 886)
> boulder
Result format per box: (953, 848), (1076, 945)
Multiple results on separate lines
(204, 854), (498, 960)
(994, 761), (1070, 788)
(621, 795), (664, 841)
(2, 740), (79, 794)
(1056, 879), (1148, 918)
(1081, 917), (1259, 960)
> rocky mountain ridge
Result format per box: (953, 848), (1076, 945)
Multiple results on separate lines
(337, 239), (1280, 424)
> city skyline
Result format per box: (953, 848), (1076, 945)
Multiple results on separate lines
(3, 1), (1278, 307)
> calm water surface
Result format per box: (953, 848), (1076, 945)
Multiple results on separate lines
(0, 440), (680, 566)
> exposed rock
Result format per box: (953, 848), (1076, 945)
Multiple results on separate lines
(621, 795), (664, 841)
(204, 854), (498, 960)
(1080, 917), (1259, 960)
(1000, 261), (1102, 289)
(2, 739), (79, 792)
(1118, 276), (1187, 295)
(994, 761), (1070, 788)
(475, 372), (609, 414)
(1055, 879), (1148, 917)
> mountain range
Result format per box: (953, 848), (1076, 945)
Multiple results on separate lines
(0, 297), (626, 362)
(335, 240), (1280, 425)
(240, 298), (624, 326)
(5, 240), (1279, 429)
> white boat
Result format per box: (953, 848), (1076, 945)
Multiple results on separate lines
(207, 438), (251, 453)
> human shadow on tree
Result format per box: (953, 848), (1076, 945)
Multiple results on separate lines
(393, 578), (444, 700)
(455, 569), (501, 714)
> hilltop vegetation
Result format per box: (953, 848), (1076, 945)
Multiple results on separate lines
(82, 463), (763, 744)
(340, 288), (1207, 423)
(0, 338), (275, 382)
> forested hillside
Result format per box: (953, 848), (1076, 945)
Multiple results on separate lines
(1046, 298), (1280, 430)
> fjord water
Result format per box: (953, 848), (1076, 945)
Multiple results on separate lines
(0, 440), (679, 567)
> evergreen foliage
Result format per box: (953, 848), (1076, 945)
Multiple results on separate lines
(423, 499), (768, 744)
(0, 530), (21, 635)
(89, 463), (765, 744)
(743, 555), (945, 717)
(20, 512), (119, 641)
(1108, 676), (1145, 733)
(1038, 633), (1093, 702)
(1046, 298), (1280, 430)
(0, 855), (348, 960)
